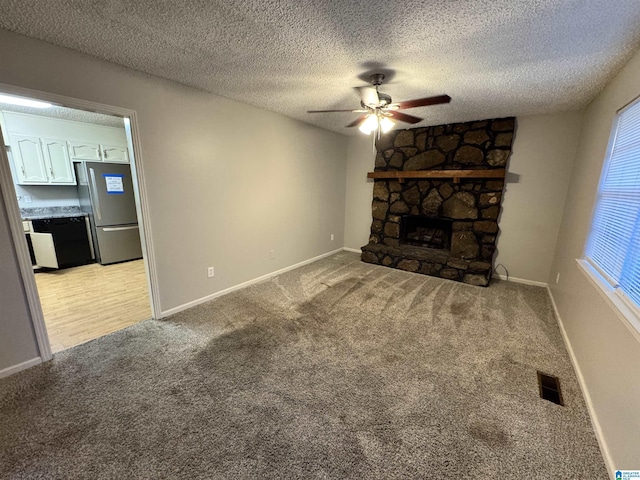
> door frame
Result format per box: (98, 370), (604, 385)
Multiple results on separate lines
(0, 82), (161, 362)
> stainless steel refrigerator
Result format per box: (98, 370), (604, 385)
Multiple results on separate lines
(75, 161), (143, 265)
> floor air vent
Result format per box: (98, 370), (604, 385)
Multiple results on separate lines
(537, 371), (564, 406)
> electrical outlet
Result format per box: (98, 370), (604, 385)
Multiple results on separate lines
(330, 233), (335, 241)
(556, 272), (560, 284)
(24, 195), (32, 203)
(207, 266), (215, 278)
(269, 250), (276, 260)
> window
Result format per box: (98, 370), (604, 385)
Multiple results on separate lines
(585, 96), (640, 314)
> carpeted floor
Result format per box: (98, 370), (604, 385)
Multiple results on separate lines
(0, 252), (607, 479)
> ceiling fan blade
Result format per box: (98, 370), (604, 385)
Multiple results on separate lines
(346, 115), (368, 128)
(356, 86), (380, 107)
(307, 109), (368, 113)
(395, 94), (451, 110)
(387, 111), (423, 124)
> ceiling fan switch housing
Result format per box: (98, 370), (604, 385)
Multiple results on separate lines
(378, 93), (392, 105)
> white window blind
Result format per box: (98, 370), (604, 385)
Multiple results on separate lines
(586, 97), (640, 309)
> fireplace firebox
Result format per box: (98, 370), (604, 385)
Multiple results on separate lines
(400, 216), (453, 250)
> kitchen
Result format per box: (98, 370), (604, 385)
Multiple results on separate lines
(0, 96), (151, 353)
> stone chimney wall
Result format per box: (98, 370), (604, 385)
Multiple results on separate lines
(361, 117), (516, 286)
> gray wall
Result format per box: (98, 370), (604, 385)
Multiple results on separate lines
(343, 136), (373, 250)
(496, 111), (583, 282)
(0, 29), (346, 371)
(549, 48), (640, 468)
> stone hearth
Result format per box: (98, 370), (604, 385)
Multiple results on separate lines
(361, 117), (515, 287)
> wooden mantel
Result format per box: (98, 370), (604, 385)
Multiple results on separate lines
(367, 168), (506, 184)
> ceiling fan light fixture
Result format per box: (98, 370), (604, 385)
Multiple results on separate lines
(358, 114), (379, 135)
(379, 116), (395, 133)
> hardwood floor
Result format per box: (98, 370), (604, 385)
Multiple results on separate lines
(34, 259), (151, 353)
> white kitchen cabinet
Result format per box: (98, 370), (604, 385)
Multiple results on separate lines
(68, 141), (101, 162)
(68, 141), (130, 163)
(41, 138), (76, 184)
(101, 144), (129, 163)
(9, 134), (49, 184)
(9, 134), (77, 185)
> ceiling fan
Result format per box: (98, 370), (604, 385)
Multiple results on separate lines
(307, 73), (451, 135)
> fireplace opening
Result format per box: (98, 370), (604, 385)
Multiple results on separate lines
(400, 216), (453, 250)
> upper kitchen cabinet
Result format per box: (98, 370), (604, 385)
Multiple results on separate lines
(41, 138), (76, 184)
(68, 142), (130, 163)
(68, 142), (101, 162)
(10, 134), (76, 185)
(10, 134), (50, 184)
(2, 112), (130, 179)
(101, 145), (129, 163)
(68, 142), (129, 163)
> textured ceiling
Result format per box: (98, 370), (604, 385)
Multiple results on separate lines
(1, 1), (640, 135)
(0, 103), (124, 128)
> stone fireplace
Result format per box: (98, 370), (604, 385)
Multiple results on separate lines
(361, 117), (515, 286)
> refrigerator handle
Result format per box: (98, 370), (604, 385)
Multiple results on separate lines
(89, 168), (102, 221)
(102, 226), (139, 232)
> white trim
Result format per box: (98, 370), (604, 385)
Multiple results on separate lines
(576, 259), (640, 344)
(342, 247), (362, 253)
(546, 285), (615, 479)
(123, 116), (162, 315)
(495, 274), (548, 287)
(0, 81), (161, 360)
(0, 357), (42, 379)
(0, 111), (8, 145)
(162, 248), (343, 317)
(0, 128), (52, 361)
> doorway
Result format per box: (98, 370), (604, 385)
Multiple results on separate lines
(0, 86), (158, 358)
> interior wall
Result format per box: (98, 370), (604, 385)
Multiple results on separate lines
(548, 47), (640, 469)
(0, 29), (346, 371)
(344, 112), (583, 284)
(13, 184), (80, 208)
(495, 111), (583, 283)
(344, 136), (374, 250)
(0, 191), (39, 372)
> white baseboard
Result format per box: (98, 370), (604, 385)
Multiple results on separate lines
(546, 286), (614, 479)
(495, 274), (548, 287)
(0, 356), (42, 379)
(342, 247), (362, 253)
(161, 248), (344, 317)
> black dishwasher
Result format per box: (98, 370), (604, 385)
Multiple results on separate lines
(31, 217), (93, 269)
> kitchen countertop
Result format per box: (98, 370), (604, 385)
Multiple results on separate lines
(21, 206), (88, 221)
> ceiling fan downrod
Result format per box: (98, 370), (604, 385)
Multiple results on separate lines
(370, 73), (385, 86)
